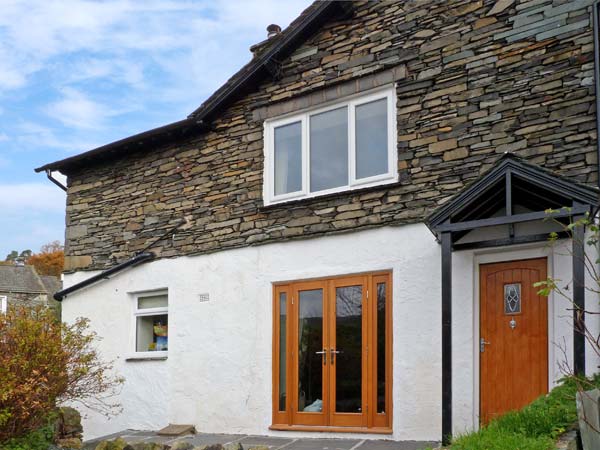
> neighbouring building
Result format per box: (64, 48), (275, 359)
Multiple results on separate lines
(36, 0), (600, 445)
(0, 264), (61, 313)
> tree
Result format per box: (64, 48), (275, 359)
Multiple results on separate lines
(3, 250), (32, 265)
(26, 241), (64, 277)
(0, 306), (124, 442)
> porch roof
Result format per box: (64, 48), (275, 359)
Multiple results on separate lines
(426, 153), (599, 246)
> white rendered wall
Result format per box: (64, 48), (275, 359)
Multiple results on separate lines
(61, 224), (599, 441)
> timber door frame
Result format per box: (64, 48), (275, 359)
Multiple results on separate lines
(271, 271), (393, 433)
(474, 250), (552, 426)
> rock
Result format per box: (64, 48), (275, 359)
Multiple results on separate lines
(223, 444), (243, 450)
(487, 0), (514, 16)
(95, 438), (130, 450)
(128, 443), (171, 450)
(56, 437), (83, 449)
(57, 407), (83, 437)
(171, 443), (195, 450)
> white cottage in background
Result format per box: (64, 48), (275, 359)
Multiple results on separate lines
(36, 0), (600, 445)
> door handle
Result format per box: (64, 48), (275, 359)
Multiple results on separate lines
(330, 348), (341, 363)
(480, 338), (491, 353)
(315, 349), (327, 364)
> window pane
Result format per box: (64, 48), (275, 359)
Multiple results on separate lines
(356, 98), (388, 179)
(274, 122), (302, 195)
(310, 107), (348, 192)
(504, 284), (521, 315)
(279, 292), (287, 412)
(376, 282), (386, 413)
(298, 289), (324, 412)
(335, 285), (363, 413)
(136, 314), (168, 352)
(138, 294), (167, 309)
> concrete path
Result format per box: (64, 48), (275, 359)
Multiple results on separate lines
(84, 430), (439, 450)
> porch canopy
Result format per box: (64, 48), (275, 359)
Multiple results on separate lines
(425, 153), (599, 443)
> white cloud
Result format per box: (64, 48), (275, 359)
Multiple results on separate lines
(44, 87), (119, 130)
(0, 0), (310, 99)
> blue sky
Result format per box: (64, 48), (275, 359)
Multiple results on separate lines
(0, 0), (309, 259)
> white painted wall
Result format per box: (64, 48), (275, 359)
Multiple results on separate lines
(61, 224), (599, 441)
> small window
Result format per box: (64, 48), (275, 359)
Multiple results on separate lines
(133, 292), (168, 353)
(264, 86), (397, 205)
(0, 296), (7, 314)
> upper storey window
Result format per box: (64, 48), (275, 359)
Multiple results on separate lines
(263, 86), (397, 205)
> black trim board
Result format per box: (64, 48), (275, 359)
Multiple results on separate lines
(54, 252), (155, 301)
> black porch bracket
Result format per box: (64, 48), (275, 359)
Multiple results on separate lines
(441, 232), (452, 445)
(572, 209), (586, 376)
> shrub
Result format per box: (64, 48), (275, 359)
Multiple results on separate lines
(445, 375), (600, 450)
(0, 306), (123, 442)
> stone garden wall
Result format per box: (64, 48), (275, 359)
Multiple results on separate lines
(64, 0), (598, 271)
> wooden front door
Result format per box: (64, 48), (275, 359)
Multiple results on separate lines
(480, 258), (548, 424)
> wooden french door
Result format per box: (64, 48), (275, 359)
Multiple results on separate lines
(272, 272), (392, 431)
(480, 258), (548, 424)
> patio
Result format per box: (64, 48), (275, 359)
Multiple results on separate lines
(83, 430), (439, 450)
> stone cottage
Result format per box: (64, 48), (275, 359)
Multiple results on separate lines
(0, 264), (61, 313)
(37, 0), (600, 445)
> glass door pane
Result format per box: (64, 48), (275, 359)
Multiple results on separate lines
(335, 285), (363, 412)
(293, 283), (328, 426)
(329, 278), (366, 427)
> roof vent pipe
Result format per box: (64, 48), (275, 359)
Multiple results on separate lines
(267, 24), (281, 38)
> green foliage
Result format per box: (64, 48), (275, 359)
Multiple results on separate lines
(443, 376), (600, 450)
(0, 417), (55, 450)
(451, 428), (553, 450)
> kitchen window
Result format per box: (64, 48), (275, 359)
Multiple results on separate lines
(133, 291), (168, 356)
(263, 87), (397, 205)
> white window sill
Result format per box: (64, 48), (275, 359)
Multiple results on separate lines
(125, 352), (168, 362)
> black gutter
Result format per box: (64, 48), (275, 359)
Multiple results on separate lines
(593, 1), (600, 192)
(46, 170), (67, 192)
(54, 252), (155, 301)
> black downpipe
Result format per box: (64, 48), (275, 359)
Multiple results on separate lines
(54, 252), (155, 301)
(46, 170), (67, 192)
(593, 2), (600, 192)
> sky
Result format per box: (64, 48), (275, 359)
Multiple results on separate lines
(0, 0), (310, 259)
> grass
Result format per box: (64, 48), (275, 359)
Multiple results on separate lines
(441, 375), (600, 450)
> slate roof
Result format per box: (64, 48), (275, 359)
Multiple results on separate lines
(35, 0), (344, 175)
(40, 275), (62, 297)
(0, 265), (60, 295)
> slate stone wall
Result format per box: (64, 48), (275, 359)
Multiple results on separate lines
(64, 0), (598, 271)
(0, 291), (48, 309)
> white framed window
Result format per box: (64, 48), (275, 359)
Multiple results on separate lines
(0, 296), (7, 314)
(131, 290), (168, 357)
(263, 86), (398, 205)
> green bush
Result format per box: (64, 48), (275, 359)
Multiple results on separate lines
(0, 416), (55, 450)
(451, 427), (553, 450)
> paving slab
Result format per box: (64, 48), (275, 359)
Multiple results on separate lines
(283, 438), (359, 450)
(358, 439), (439, 450)
(84, 430), (439, 450)
(238, 435), (294, 448)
